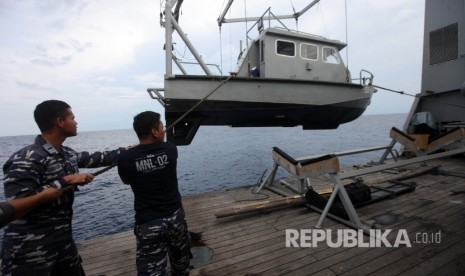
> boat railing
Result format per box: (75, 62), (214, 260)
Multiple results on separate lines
(246, 8), (289, 45)
(354, 69), (374, 86)
(176, 60), (223, 75)
(272, 26), (341, 43)
(147, 88), (165, 107)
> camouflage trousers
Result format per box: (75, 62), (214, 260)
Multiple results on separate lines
(134, 208), (191, 276)
(1, 238), (85, 276)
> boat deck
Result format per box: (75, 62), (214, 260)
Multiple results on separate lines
(77, 157), (465, 275)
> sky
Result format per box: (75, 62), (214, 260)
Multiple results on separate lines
(0, 0), (425, 136)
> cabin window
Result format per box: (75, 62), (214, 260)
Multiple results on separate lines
(276, 40), (295, 57)
(322, 47), (340, 64)
(429, 23), (458, 65)
(301, 43), (318, 60)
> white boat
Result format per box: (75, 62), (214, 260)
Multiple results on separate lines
(149, 0), (376, 145)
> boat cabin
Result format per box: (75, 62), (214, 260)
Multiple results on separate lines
(151, 0), (375, 145)
(233, 27), (349, 83)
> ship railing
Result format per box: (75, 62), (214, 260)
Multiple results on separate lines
(147, 88), (165, 107)
(176, 60), (223, 76)
(246, 8), (289, 45)
(272, 26), (342, 43)
(352, 69), (374, 86)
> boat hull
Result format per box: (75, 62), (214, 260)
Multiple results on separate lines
(164, 76), (374, 145)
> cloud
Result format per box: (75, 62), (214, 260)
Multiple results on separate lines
(131, 71), (164, 86)
(0, 0), (425, 136)
(31, 55), (72, 67)
(16, 81), (56, 92)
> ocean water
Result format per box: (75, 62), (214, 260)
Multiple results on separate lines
(0, 113), (407, 241)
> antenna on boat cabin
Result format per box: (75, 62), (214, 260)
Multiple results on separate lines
(289, 0), (298, 31)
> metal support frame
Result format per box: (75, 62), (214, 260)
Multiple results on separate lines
(173, 56), (188, 75)
(163, 1), (212, 77)
(378, 127), (465, 164)
(168, 14), (212, 76)
(257, 167), (310, 196)
(378, 127), (425, 164)
(254, 147), (340, 195)
(314, 173), (373, 233)
(147, 88), (166, 107)
(164, 1), (173, 77)
(378, 139), (399, 164)
(217, 0), (321, 26)
(256, 145), (396, 195)
(312, 147), (465, 233)
(256, 142), (465, 233)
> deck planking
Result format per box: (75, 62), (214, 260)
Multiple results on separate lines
(77, 157), (465, 275)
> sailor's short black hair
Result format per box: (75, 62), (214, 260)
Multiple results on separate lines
(133, 111), (161, 139)
(34, 100), (71, 133)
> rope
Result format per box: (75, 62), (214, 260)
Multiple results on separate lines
(85, 82), (460, 184)
(374, 85), (465, 110)
(63, 0), (235, 185)
(165, 75), (233, 130)
(85, 75), (234, 180)
(92, 165), (117, 177)
(62, 163), (118, 191)
(289, 0), (296, 14)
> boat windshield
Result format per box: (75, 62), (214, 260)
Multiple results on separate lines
(322, 47), (341, 64)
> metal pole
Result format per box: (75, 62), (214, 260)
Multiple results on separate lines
(221, 0), (321, 24)
(217, 0), (235, 26)
(294, 0), (320, 18)
(173, 57), (188, 75)
(315, 183), (340, 228)
(165, 1), (173, 78)
(169, 14), (213, 76)
(340, 147), (465, 179)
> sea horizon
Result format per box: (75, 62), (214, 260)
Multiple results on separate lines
(0, 112), (409, 138)
(1, 112), (409, 241)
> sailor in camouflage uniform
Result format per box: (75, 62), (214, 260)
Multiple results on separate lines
(2, 100), (123, 276)
(118, 111), (190, 276)
(0, 188), (62, 228)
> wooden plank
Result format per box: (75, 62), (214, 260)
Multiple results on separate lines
(272, 147), (340, 177)
(427, 127), (465, 153)
(332, 203), (465, 275)
(262, 166), (464, 275)
(426, 252), (465, 276)
(77, 157), (465, 276)
(367, 209), (465, 275)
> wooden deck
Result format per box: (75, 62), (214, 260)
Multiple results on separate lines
(77, 157), (465, 275)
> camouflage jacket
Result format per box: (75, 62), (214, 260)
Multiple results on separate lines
(0, 202), (15, 228)
(2, 135), (121, 247)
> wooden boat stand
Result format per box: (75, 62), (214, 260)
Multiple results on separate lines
(254, 127), (465, 233)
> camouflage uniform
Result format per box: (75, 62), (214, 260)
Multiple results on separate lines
(135, 208), (190, 275)
(1, 135), (121, 276)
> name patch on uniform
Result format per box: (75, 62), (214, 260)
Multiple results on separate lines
(135, 154), (169, 173)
